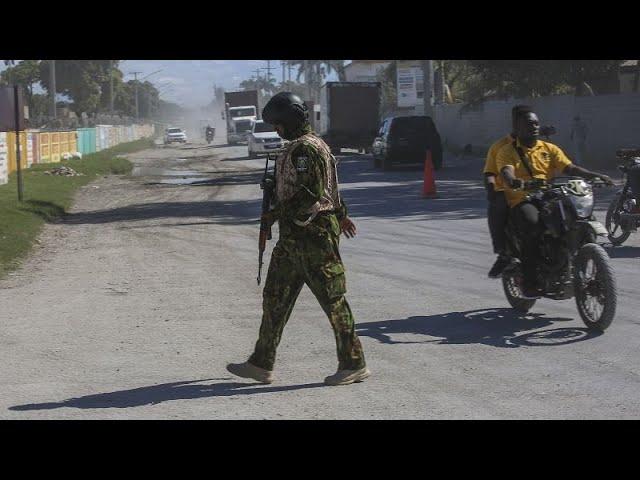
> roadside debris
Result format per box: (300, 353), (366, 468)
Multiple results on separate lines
(44, 166), (85, 177)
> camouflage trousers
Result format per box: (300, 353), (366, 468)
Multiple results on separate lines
(249, 233), (366, 372)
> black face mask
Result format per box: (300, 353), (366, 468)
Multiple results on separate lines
(280, 121), (311, 140)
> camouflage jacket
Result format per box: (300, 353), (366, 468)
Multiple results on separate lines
(272, 128), (348, 238)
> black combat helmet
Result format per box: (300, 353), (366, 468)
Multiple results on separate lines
(262, 92), (308, 139)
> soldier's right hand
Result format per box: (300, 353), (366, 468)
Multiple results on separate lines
(340, 217), (357, 238)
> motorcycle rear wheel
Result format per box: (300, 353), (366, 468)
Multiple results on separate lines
(574, 243), (617, 331)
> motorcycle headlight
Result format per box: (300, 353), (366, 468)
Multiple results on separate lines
(570, 192), (594, 218)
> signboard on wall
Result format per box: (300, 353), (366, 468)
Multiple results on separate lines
(0, 86), (26, 131)
(396, 61), (424, 108)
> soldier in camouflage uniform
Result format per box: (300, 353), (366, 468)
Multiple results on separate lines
(227, 92), (369, 386)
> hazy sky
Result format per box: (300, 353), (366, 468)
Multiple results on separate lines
(120, 60), (294, 108)
(1, 60), (341, 109)
(122, 60), (340, 108)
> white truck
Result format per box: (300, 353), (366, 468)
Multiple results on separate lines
(224, 90), (260, 145)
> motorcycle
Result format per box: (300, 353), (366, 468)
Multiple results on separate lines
(502, 176), (617, 331)
(206, 129), (215, 144)
(605, 148), (640, 246)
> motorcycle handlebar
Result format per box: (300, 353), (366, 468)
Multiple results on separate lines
(515, 177), (610, 191)
(616, 148), (640, 159)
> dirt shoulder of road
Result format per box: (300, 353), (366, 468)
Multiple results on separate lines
(0, 139), (156, 279)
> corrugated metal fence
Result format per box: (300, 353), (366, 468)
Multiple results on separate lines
(0, 124), (155, 184)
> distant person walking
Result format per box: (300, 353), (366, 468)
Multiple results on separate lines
(570, 115), (589, 166)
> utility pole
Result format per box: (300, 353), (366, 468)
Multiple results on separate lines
(129, 69), (161, 121)
(130, 71), (142, 120)
(288, 62), (292, 83)
(14, 85), (24, 202)
(421, 60), (434, 118)
(109, 60), (115, 114)
(281, 61), (286, 88)
(305, 60), (312, 101)
(49, 60), (56, 118)
(264, 60), (274, 83)
(434, 60), (446, 105)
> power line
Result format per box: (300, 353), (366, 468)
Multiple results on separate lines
(264, 60), (274, 82)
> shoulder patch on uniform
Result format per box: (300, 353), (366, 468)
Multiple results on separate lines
(296, 155), (309, 172)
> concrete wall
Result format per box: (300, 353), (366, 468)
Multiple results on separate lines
(433, 93), (640, 168)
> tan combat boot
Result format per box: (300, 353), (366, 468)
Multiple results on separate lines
(226, 362), (274, 384)
(324, 367), (371, 386)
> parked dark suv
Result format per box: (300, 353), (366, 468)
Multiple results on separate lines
(372, 115), (442, 171)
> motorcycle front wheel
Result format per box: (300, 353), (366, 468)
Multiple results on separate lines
(574, 243), (617, 331)
(502, 263), (537, 313)
(605, 194), (631, 246)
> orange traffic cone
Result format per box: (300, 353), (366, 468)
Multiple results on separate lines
(422, 149), (438, 198)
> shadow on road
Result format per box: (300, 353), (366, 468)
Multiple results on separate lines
(143, 170), (263, 187)
(63, 199), (260, 226)
(356, 308), (601, 348)
(9, 378), (327, 411)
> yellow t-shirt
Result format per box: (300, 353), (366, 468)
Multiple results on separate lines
(483, 134), (514, 192)
(495, 139), (573, 207)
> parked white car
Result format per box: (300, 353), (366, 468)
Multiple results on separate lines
(247, 121), (285, 158)
(164, 127), (188, 145)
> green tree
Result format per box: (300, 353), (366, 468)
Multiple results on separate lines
(377, 62), (397, 115)
(40, 60), (112, 115)
(97, 61), (123, 112)
(240, 75), (277, 95)
(0, 60), (42, 112)
(111, 80), (159, 119)
(286, 60), (342, 101)
(453, 60), (626, 104)
(29, 93), (50, 118)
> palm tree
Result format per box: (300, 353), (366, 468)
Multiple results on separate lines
(319, 60), (347, 81)
(285, 60), (346, 101)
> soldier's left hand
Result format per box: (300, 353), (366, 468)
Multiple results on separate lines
(340, 217), (357, 238)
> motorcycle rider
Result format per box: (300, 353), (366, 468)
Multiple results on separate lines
(484, 105), (531, 278)
(496, 106), (614, 299)
(627, 160), (640, 213)
(205, 125), (215, 141)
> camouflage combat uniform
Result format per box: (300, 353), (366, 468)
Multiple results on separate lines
(248, 124), (367, 372)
